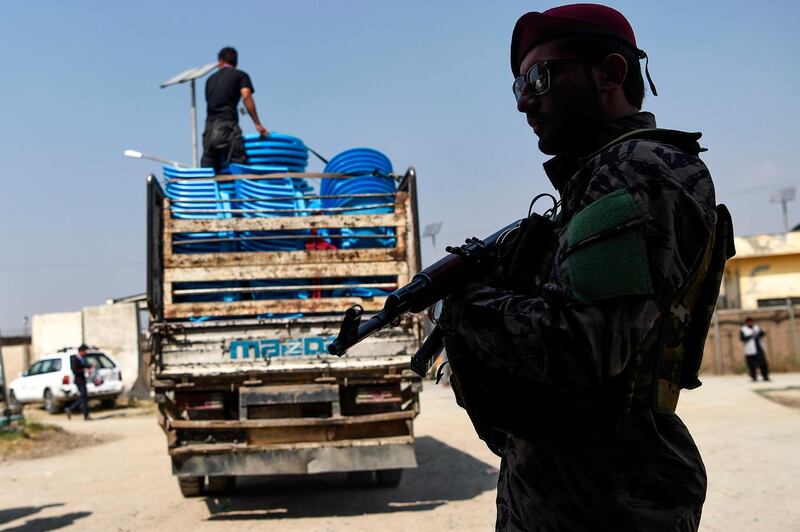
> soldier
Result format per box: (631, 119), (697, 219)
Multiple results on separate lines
(439, 4), (733, 531)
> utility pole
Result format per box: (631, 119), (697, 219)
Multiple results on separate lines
(0, 327), (11, 426)
(770, 187), (796, 232)
(422, 222), (443, 249)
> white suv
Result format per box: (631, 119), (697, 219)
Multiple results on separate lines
(8, 347), (125, 414)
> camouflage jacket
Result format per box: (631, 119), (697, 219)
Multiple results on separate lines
(440, 112), (714, 531)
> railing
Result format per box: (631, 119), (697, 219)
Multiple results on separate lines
(149, 170), (420, 321)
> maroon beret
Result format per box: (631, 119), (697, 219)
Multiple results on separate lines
(511, 3), (640, 77)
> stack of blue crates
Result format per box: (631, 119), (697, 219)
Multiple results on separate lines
(164, 165), (241, 303)
(321, 148), (397, 298)
(322, 148), (396, 249)
(164, 166), (234, 254)
(229, 162), (311, 302)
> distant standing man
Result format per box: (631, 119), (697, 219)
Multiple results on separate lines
(66, 344), (92, 420)
(741, 317), (770, 381)
(201, 47), (269, 172)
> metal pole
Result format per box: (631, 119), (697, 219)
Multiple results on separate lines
(713, 311), (723, 374)
(22, 317), (29, 369)
(191, 79), (198, 167)
(782, 198), (789, 232)
(0, 327), (11, 424)
(787, 299), (800, 369)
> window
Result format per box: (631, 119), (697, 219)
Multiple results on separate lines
(38, 359), (62, 373)
(85, 354), (115, 369)
(757, 297), (800, 308)
(27, 361), (44, 376)
(39, 360), (55, 374)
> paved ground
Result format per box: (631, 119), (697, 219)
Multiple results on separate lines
(0, 375), (799, 531)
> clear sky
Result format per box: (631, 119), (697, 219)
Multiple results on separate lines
(1, 1), (799, 332)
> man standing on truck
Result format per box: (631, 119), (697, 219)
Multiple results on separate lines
(201, 46), (269, 172)
(439, 4), (732, 531)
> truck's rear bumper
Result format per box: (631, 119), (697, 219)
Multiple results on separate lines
(170, 437), (417, 477)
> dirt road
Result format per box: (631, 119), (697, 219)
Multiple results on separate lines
(1, 375), (799, 531)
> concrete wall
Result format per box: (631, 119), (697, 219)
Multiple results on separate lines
(702, 306), (800, 375)
(31, 311), (83, 358)
(83, 303), (140, 391)
(30, 303), (142, 394)
(1, 344), (31, 382)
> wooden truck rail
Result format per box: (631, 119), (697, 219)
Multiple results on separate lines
(147, 170), (421, 323)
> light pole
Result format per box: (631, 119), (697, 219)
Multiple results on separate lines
(770, 187), (796, 232)
(160, 63), (218, 167)
(422, 222), (443, 249)
(21, 317), (29, 370)
(124, 149), (189, 168)
(0, 327), (11, 425)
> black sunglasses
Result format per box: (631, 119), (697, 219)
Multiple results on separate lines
(512, 59), (583, 101)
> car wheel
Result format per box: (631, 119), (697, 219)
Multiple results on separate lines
(376, 469), (403, 488)
(101, 398), (117, 410)
(177, 476), (205, 497)
(207, 476), (236, 494)
(44, 389), (63, 415)
(7, 390), (20, 410)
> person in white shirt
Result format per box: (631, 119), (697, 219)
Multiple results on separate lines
(740, 317), (770, 382)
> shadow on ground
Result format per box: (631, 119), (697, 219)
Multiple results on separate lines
(204, 435), (498, 520)
(757, 386), (800, 409)
(0, 505), (63, 526)
(0, 506), (90, 532)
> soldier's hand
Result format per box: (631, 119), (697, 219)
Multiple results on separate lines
(480, 263), (505, 289)
(439, 282), (484, 334)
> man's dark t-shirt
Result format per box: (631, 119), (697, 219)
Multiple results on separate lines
(205, 67), (254, 123)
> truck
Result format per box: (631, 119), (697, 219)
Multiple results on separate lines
(146, 165), (424, 497)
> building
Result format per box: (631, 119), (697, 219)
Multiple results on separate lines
(723, 231), (800, 310)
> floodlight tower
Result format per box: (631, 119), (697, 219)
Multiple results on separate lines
(770, 187), (796, 232)
(160, 63), (218, 167)
(422, 222), (443, 249)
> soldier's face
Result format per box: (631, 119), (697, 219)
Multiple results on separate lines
(517, 40), (605, 155)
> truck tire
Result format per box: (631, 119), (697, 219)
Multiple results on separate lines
(44, 389), (62, 415)
(207, 475), (236, 494)
(376, 469), (403, 488)
(177, 476), (205, 497)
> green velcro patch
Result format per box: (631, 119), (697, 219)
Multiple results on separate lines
(568, 188), (640, 244)
(566, 189), (653, 303)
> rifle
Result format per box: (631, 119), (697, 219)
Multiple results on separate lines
(327, 219), (523, 376)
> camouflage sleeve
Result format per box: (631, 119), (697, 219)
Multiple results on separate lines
(439, 141), (717, 388)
